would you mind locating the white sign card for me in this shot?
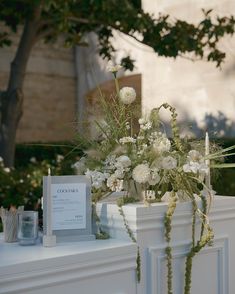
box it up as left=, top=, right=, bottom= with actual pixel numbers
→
left=43, top=175, right=95, bottom=243
left=52, top=183, right=86, bottom=230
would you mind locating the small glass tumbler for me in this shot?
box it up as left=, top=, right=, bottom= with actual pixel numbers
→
left=17, top=211, right=38, bottom=245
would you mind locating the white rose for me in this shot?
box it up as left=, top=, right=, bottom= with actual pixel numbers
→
left=161, top=156, right=177, bottom=170
left=119, top=87, right=136, bottom=104
left=132, top=164, right=151, bottom=184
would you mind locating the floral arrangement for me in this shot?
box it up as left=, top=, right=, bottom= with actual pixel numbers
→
left=74, top=65, right=235, bottom=294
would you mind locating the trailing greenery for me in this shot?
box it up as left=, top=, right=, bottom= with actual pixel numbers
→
left=164, top=193, right=177, bottom=294
left=117, top=198, right=141, bottom=282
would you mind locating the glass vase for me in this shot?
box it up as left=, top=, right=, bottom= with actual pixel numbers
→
left=0, top=206, right=24, bottom=242
left=17, top=211, right=38, bottom=245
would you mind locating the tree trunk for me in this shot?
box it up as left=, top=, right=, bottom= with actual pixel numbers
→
left=0, top=89, right=23, bottom=167
left=0, top=4, right=42, bottom=167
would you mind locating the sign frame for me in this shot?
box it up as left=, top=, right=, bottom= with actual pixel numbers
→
left=43, top=175, right=95, bottom=242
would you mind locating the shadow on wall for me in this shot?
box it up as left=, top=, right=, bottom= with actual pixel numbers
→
left=178, top=111, right=235, bottom=139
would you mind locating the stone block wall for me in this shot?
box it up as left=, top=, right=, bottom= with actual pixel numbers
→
left=0, top=28, right=77, bottom=143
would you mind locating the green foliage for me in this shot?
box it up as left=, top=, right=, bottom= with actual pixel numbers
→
left=212, top=138, right=235, bottom=196
left=0, top=143, right=80, bottom=209
left=0, top=0, right=234, bottom=69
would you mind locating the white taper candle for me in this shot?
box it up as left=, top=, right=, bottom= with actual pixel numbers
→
left=47, top=168, right=52, bottom=236
left=205, top=132, right=211, bottom=189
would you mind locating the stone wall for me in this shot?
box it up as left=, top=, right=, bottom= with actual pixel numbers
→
left=0, top=29, right=77, bottom=143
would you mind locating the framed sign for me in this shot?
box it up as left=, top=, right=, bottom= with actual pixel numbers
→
left=43, top=175, right=95, bottom=242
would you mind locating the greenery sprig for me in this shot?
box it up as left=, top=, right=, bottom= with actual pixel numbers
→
left=164, top=192, right=178, bottom=294
left=118, top=197, right=141, bottom=282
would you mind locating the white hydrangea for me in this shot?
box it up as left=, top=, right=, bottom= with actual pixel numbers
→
left=119, top=136, right=136, bottom=144
left=152, top=133, right=171, bottom=153
left=132, top=164, right=151, bottom=184
left=85, top=169, right=108, bottom=189
left=107, top=174, right=124, bottom=192
left=119, top=87, right=136, bottom=104
left=161, top=156, right=177, bottom=170
left=115, top=155, right=131, bottom=168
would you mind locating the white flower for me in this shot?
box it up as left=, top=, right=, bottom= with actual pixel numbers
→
left=132, top=164, right=151, bottom=184
left=85, top=169, right=108, bottom=189
left=125, top=122, right=130, bottom=130
left=107, top=63, right=122, bottom=73
left=119, top=136, right=136, bottom=144
left=104, top=155, right=117, bottom=169
left=161, top=156, right=177, bottom=170
left=107, top=174, right=124, bottom=192
left=30, top=157, right=37, bottom=163
left=114, top=168, right=125, bottom=178
left=56, top=154, right=64, bottom=163
left=3, top=167, right=10, bottom=173
left=138, top=118, right=152, bottom=130
left=138, top=118, right=145, bottom=125
left=188, top=150, right=202, bottom=162
left=148, top=168, right=161, bottom=185
left=183, top=150, right=208, bottom=174
left=152, top=133, right=171, bottom=153
left=0, top=157, right=3, bottom=162
left=115, top=155, right=131, bottom=168
left=74, top=157, right=87, bottom=175
left=119, top=87, right=136, bottom=104
left=183, top=162, right=208, bottom=174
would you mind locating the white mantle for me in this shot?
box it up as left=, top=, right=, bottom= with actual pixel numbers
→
left=0, top=236, right=137, bottom=294
left=97, top=195, right=235, bottom=294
